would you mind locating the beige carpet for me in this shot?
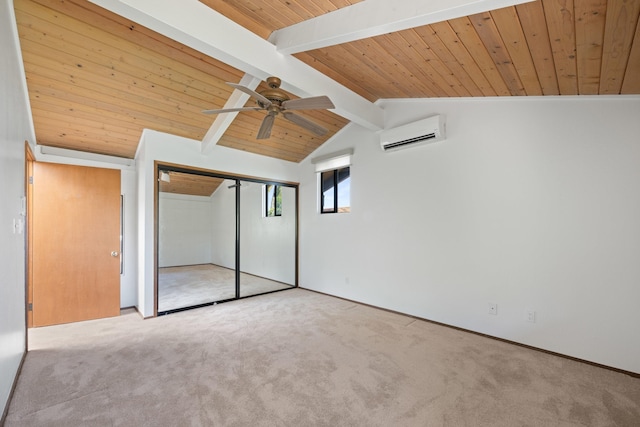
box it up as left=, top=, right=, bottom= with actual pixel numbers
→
left=6, top=289, right=640, bottom=426
left=158, top=264, right=294, bottom=312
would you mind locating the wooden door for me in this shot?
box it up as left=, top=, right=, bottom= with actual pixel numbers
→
left=32, top=162, right=121, bottom=326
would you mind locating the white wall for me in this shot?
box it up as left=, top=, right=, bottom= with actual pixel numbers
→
left=0, top=0, right=32, bottom=416
left=136, top=130, right=299, bottom=317
left=136, top=138, right=151, bottom=315
left=120, top=169, right=138, bottom=307
left=158, top=193, right=213, bottom=267
left=299, top=96, right=640, bottom=374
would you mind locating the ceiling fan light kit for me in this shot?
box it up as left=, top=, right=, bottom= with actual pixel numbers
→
left=203, top=77, right=335, bottom=139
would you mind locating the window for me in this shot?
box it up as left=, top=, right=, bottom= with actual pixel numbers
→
left=312, top=148, right=353, bottom=214
left=265, top=184, right=282, bottom=217
left=321, top=166, right=350, bottom=213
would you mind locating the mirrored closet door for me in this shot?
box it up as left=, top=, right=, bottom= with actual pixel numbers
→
left=239, top=180, right=296, bottom=298
left=157, top=167, right=297, bottom=314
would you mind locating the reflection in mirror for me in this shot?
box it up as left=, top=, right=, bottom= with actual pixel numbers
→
left=158, top=174, right=232, bottom=312
left=240, top=181, right=296, bottom=298
left=157, top=170, right=296, bottom=313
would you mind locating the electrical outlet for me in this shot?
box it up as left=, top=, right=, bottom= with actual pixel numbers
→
left=488, top=303, right=497, bottom=315
left=526, top=310, right=536, bottom=323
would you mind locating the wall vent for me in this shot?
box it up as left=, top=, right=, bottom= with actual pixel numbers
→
left=380, top=115, right=445, bottom=152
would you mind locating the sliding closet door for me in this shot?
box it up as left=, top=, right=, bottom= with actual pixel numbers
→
left=157, top=176, right=235, bottom=312
left=156, top=167, right=297, bottom=314
left=239, top=181, right=296, bottom=298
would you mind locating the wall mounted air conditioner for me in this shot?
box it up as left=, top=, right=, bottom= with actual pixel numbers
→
left=379, top=115, right=445, bottom=152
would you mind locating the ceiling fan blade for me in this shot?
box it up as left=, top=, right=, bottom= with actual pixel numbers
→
left=282, top=96, right=335, bottom=111
left=226, top=82, right=272, bottom=107
left=202, top=106, right=263, bottom=114
left=257, top=112, right=276, bottom=139
left=282, top=112, right=328, bottom=136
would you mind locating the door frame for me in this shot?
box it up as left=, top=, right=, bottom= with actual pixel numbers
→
left=153, top=161, right=299, bottom=316
left=25, top=142, right=34, bottom=333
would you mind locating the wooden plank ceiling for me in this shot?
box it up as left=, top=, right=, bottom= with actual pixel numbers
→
left=14, top=0, right=640, bottom=195
left=205, top=0, right=640, bottom=99
left=14, top=0, right=347, bottom=162
left=159, top=171, right=225, bottom=197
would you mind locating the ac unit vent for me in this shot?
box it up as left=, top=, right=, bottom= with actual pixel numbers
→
left=382, top=133, right=437, bottom=150
left=380, top=115, right=445, bottom=152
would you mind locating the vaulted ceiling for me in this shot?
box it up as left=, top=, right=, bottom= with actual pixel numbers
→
left=13, top=0, right=640, bottom=164
left=159, top=171, right=225, bottom=197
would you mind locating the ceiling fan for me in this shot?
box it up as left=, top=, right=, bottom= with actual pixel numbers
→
left=202, top=77, right=335, bottom=140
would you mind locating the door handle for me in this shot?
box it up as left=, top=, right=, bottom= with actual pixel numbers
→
left=111, top=251, right=119, bottom=257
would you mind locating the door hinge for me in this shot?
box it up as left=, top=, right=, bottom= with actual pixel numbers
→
left=28, top=176, right=33, bottom=184
left=28, top=302, right=33, bottom=311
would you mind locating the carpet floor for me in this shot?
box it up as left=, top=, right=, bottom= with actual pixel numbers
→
left=158, top=264, right=293, bottom=312
left=6, top=289, right=640, bottom=426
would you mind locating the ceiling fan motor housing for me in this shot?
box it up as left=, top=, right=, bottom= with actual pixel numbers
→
left=258, top=77, right=289, bottom=108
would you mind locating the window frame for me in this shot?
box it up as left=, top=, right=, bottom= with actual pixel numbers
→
left=320, top=166, right=350, bottom=214
left=265, top=184, right=282, bottom=217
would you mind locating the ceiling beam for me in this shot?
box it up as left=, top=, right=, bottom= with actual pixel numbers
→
left=87, top=0, right=383, bottom=131
left=201, top=74, right=260, bottom=153
left=271, top=0, right=536, bottom=54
